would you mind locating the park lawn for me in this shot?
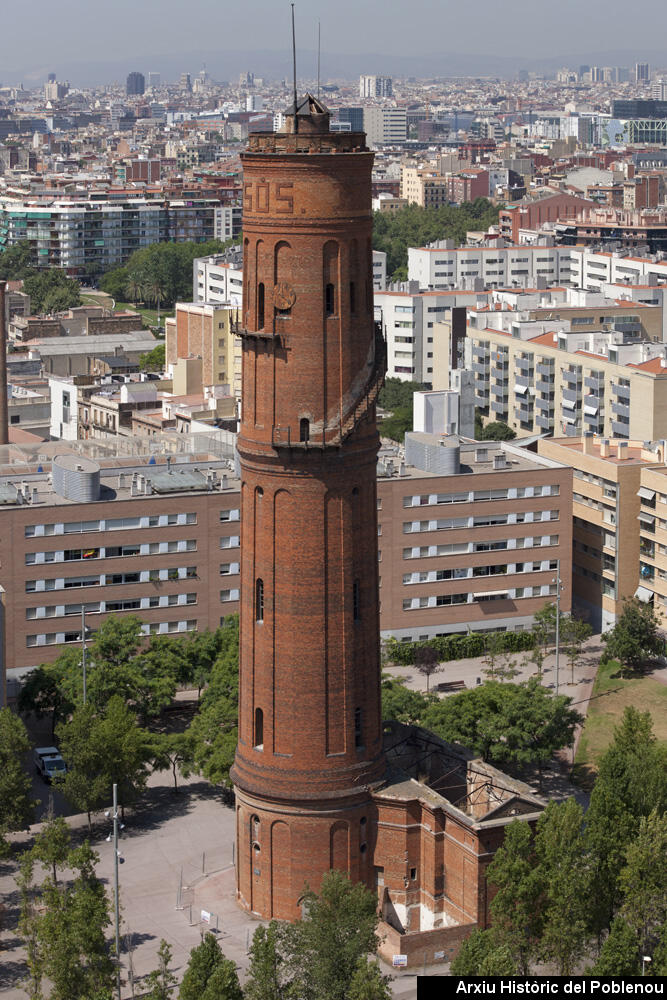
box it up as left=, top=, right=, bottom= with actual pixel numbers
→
left=575, top=658, right=667, bottom=778
left=80, top=291, right=114, bottom=310
left=113, top=301, right=171, bottom=330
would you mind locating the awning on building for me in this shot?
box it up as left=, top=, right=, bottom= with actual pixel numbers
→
left=638, top=487, right=656, bottom=501
left=638, top=513, right=656, bottom=527
left=514, top=384, right=529, bottom=395
left=584, top=403, right=599, bottom=415
left=634, top=586, right=654, bottom=603
left=473, top=590, right=510, bottom=599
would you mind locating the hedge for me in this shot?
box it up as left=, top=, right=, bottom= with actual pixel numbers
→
left=384, top=630, right=536, bottom=666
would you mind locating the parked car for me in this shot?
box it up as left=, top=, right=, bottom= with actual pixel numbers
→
left=33, top=746, right=67, bottom=783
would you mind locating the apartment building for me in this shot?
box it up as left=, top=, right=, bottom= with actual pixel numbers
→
left=377, top=435, right=572, bottom=642
left=375, top=289, right=485, bottom=382
left=363, top=107, right=407, bottom=147
left=0, top=439, right=239, bottom=693
left=408, top=244, right=574, bottom=290
left=193, top=254, right=243, bottom=306
left=537, top=435, right=658, bottom=630
left=466, top=318, right=667, bottom=441
left=165, top=302, right=242, bottom=398
left=0, top=194, right=219, bottom=274
left=359, top=75, right=392, bottom=99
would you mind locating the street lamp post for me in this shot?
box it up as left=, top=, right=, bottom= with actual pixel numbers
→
left=105, top=784, right=122, bottom=1000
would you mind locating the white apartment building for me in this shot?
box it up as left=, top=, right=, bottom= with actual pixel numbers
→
left=193, top=255, right=243, bottom=306
left=408, top=243, right=574, bottom=290
left=372, top=250, right=387, bottom=290
left=375, top=289, right=486, bottom=382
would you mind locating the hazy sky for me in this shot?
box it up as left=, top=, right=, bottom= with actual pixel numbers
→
left=5, top=0, right=667, bottom=72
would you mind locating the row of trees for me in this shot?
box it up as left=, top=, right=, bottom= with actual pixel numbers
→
left=100, top=239, right=234, bottom=310
left=453, top=707, right=667, bottom=976
left=373, top=200, right=500, bottom=280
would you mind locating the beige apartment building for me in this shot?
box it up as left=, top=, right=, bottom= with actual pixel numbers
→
left=467, top=323, right=667, bottom=441
left=537, top=434, right=661, bottom=631
left=165, top=302, right=242, bottom=398
left=377, top=435, right=572, bottom=641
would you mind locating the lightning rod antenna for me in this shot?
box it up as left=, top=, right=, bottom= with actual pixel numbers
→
left=291, top=3, right=298, bottom=133
left=317, top=19, right=321, bottom=99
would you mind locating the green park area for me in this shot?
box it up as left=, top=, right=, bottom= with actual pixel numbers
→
left=575, top=657, right=667, bottom=780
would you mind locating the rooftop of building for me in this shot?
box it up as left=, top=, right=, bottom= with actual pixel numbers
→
left=540, top=435, right=662, bottom=466
left=394, top=432, right=564, bottom=480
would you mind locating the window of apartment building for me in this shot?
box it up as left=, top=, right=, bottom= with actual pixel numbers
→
left=220, top=509, right=240, bottom=522
left=220, top=536, right=240, bottom=549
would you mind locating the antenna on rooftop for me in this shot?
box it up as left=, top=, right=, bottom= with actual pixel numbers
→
left=317, top=18, right=321, bottom=99
left=291, top=2, right=298, bottom=133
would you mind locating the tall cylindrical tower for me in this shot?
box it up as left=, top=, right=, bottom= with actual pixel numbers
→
left=230, top=97, right=386, bottom=920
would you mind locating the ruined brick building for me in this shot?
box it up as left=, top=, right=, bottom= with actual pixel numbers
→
left=230, top=96, right=545, bottom=965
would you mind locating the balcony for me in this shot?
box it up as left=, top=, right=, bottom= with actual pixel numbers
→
left=472, top=345, right=489, bottom=360
left=515, top=374, right=533, bottom=387
left=612, top=383, right=630, bottom=401
left=535, top=379, right=553, bottom=394
left=610, top=420, right=630, bottom=438
left=536, top=362, right=554, bottom=377
left=474, top=395, right=489, bottom=408
left=584, top=375, right=605, bottom=392
left=562, top=387, right=580, bottom=403
left=514, top=406, right=534, bottom=422
left=536, top=414, right=554, bottom=430
left=535, top=397, right=554, bottom=412
left=515, top=356, right=534, bottom=373
left=490, top=364, right=508, bottom=379
left=562, top=370, right=582, bottom=387
left=472, top=361, right=489, bottom=374
left=611, top=400, right=630, bottom=419
left=490, top=400, right=508, bottom=416
left=564, top=423, right=582, bottom=436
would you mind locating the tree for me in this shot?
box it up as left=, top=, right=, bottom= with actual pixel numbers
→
left=280, top=870, right=381, bottom=1000
left=450, top=929, right=515, bottom=975
left=423, top=679, right=581, bottom=770
left=58, top=696, right=151, bottom=826
left=485, top=819, right=542, bottom=973
left=603, top=598, right=663, bottom=676
left=478, top=421, right=516, bottom=441
left=0, top=707, right=35, bottom=856
left=585, top=707, right=667, bottom=937
left=381, top=676, right=433, bottom=724
left=29, top=809, right=71, bottom=885
left=591, top=918, right=641, bottom=976
left=347, top=958, right=393, bottom=1000
left=151, top=731, right=195, bottom=791
left=414, top=643, right=441, bottom=693
left=18, top=650, right=81, bottom=737
left=377, top=377, right=426, bottom=412
left=562, top=615, right=592, bottom=684
left=481, top=631, right=505, bottom=680
left=179, top=933, right=242, bottom=1000
left=144, top=939, right=178, bottom=1000
left=534, top=799, right=590, bottom=975
left=18, top=840, right=115, bottom=1000
left=140, top=343, right=166, bottom=372
left=22, top=269, right=80, bottom=313
left=379, top=405, right=412, bottom=442
left=619, top=809, right=667, bottom=959
left=244, top=922, right=285, bottom=1000
left=189, top=617, right=239, bottom=787
left=0, top=240, right=35, bottom=280
left=100, top=266, right=129, bottom=302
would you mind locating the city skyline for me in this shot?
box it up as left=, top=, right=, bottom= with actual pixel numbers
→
left=4, top=0, right=667, bottom=85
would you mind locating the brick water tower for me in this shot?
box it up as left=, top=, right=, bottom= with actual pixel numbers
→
left=230, top=95, right=387, bottom=919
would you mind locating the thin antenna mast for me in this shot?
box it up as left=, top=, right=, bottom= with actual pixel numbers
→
left=291, top=3, right=298, bottom=133
left=317, top=19, right=321, bottom=99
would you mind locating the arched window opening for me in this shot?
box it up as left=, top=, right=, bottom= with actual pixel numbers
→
left=325, top=283, right=335, bottom=316
left=353, top=579, right=361, bottom=622
left=254, top=708, right=264, bottom=750
left=257, top=282, right=265, bottom=329
left=255, top=578, right=264, bottom=623
left=300, top=418, right=310, bottom=443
